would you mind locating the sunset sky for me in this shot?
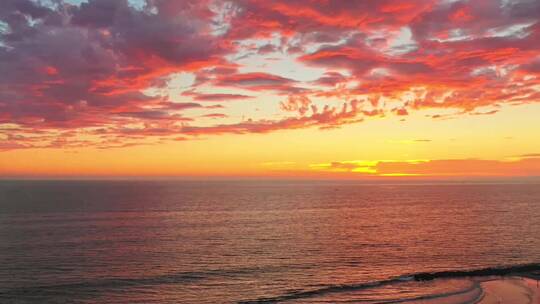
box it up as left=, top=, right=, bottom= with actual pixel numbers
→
left=1, top=0, right=540, bottom=178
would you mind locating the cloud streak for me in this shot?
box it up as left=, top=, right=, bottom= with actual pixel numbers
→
left=311, top=157, right=540, bottom=177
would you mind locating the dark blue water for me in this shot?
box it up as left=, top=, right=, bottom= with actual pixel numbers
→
left=0, top=180, right=539, bottom=303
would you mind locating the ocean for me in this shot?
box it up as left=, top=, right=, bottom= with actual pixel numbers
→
left=0, top=180, right=539, bottom=303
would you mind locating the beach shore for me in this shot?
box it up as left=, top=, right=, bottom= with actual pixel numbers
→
left=478, top=277, right=540, bottom=303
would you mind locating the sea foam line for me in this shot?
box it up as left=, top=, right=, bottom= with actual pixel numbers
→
left=238, top=262, right=540, bottom=303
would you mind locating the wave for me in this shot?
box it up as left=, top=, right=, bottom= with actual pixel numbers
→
left=0, top=272, right=204, bottom=299
left=238, top=277, right=408, bottom=303
left=412, top=262, right=540, bottom=281
left=1, top=263, right=538, bottom=302
left=238, top=263, right=540, bottom=303
left=0, top=263, right=315, bottom=299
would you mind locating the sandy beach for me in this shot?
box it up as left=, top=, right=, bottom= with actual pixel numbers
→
left=478, top=277, right=540, bottom=304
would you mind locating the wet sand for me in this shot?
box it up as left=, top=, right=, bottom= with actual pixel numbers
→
left=478, top=277, right=540, bottom=304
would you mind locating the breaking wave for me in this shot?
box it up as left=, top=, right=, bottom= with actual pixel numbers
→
left=238, top=263, right=540, bottom=303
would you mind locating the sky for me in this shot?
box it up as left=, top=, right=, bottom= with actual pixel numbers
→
left=1, top=0, right=540, bottom=179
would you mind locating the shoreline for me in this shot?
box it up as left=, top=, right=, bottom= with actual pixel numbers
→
left=393, top=276, right=540, bottom=303
left=477, top=276, right=540, bottom=303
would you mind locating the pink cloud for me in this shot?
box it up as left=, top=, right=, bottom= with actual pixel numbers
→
left=213, top=72, right=301, bottom=93
left=182, top=91, right=254, bottom=101
left=201, top=113, right=228, bottom=119
left=1, top=0, right=540, bottom=150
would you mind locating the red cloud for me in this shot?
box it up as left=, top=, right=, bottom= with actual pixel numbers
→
left=311, top=72, right=348, bottom=87
left=224, top=1, right=435, bottom=39
left=201, top=113, right=228, bottom=119
left=181, top=91, right=254, bottom=101
left=213, top=72, right=300, bottom=92
left=1, top=0, right=540, bottom=150
left=182, top=99, right=363, bottom=135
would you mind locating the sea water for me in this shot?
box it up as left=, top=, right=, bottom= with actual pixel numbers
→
left=0, top=180, right=539, bottom=303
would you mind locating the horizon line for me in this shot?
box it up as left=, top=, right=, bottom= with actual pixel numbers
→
left=2, top=175, right=540, bottom=183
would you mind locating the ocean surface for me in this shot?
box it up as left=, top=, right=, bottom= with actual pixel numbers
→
left=0, top=180, right=539, bottom=303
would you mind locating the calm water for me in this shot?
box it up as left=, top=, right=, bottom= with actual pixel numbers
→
left=0, top=180, right=539, bottom=303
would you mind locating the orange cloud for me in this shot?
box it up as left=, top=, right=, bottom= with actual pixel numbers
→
left=1, top=0, right=540, bottom=153
left=311, top=157, right=540, bottom=177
